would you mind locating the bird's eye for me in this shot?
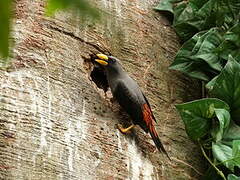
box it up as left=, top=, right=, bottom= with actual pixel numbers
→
left=108, top=56, right=117, bottom=63
left=109, top=58, right=116, bottom=63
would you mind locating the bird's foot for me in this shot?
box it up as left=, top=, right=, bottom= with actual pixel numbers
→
left=117, top=124, right=134, bottom=134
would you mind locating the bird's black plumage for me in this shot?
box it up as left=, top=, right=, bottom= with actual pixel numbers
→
left=113, top=81, right=148, bottom=132
left=95, top=55, right=170, bottom=159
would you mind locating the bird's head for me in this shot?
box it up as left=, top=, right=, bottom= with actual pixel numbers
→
left=95, top=54, right=120, bottom=68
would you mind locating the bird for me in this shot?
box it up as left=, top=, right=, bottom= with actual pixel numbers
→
left=95, top=53, right=170, bottom=160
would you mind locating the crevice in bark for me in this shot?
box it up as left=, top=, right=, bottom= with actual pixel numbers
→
left=47, top=24, right=110, bottom=54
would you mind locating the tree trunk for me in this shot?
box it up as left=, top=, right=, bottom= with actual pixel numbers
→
left=0, top=0, right=205, bottom=179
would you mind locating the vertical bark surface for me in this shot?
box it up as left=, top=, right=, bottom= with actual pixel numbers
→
left=0, top=0, right=205, bottom=179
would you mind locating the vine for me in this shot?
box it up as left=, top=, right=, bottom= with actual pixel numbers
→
left=156, top=0, right=240, bottom=179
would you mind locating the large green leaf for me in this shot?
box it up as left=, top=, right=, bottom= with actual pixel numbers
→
left=232, top=140, right=240, bottom=167
left=169, top=29, right=223, bottom=81
left=156, top=0, right=240, bottom=41
left=170, top=24, right=240, bottom=82
left=218, top=24, right=240, bottom=62
left=0, top=0, right=12, bottom=58
left=209, top=56, right=240, bottom=124
left=173, top=0, right=215, bottom=41
left=212, top=142, right=234, bottom=170
left=212, top=140, right=240, bottom=172
left=211, top=108, right=230, bottom=142
left=154, top=0, right=183, bottom=14
left=223, top=122, right=240, bottom=144
left=46, top=0, right=100, bottom=19
left=175, top=98, right=229, bottom=140
left=211, top=121, right=240, bottom=173
left=157, top=0, right=240, bottom=41
left=221, top=123, right=240, bottom=173
left=215, top=0, right=240, bottom=28
left=228, top=174, right=240, bottom=180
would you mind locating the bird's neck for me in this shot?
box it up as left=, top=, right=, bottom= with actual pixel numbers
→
left=106, top=65, right=125, bottom=78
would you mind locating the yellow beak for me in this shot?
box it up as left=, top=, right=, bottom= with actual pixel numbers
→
left=96, top=54, right=108, bottom=60
left=95, top=53, right=109, bottom=66
left=95, top=59, right=108, bottom=66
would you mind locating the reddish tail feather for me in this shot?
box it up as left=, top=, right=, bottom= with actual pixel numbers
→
left=149, top=124, right=171, bottom=160
left=142, top=104, right=171, bottom=160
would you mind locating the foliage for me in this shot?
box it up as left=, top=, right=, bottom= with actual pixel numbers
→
left=228, top=174, right=240, bottom=180
left=45, top=0, right=100, bottom=19
left=207, top=56, right=240, bottom=124
left=0, top=0, right=12, bottom=59
left=156, top=0, right=240, bottom=179
left=169, top=24, right=240, bottom=81
left=176, top=98, right=229, bottom=140
left=169, top=28, right=223, bottom=81
left=0, top=0, right=100, bottom=61
left=155, top=0, right=240, bottom=41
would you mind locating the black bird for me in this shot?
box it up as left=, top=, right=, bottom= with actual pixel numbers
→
left=95, top=54, right=170, bottom=159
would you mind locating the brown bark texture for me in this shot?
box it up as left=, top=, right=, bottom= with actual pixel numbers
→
left=0, top=0, right=205, bottom=179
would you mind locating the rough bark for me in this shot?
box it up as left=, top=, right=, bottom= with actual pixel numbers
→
left=0, top=0, right=205, bottom=179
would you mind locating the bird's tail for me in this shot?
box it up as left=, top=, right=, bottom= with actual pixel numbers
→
left=149, top=124, right=171, bottom=160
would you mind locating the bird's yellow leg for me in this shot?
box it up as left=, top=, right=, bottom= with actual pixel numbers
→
left=117, top=124, right=135, bottom=134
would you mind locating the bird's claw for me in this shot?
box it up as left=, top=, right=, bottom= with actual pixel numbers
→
left=117, top=124, right=134, bottom=134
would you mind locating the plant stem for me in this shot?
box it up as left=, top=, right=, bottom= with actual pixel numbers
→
left=201, top=81, right=206, bottom=98
left=198, top=142, right=226, bottom=180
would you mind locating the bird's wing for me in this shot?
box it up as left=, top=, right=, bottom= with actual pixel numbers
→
left=113, top=81, right=169, bottom=159
left=142, top=92, right=157, bottom=123
left=142, top=98, right=170, bottom=159
left=113, top=80, right=157, bottom=132
left=113, top=81, right=144, bottom=125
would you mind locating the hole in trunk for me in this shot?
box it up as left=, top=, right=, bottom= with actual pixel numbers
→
left=90, top=54, right=109, bottom=92
left=82, top=53, right=109, bottom=93
left=90, top=66, right=109, bottom=92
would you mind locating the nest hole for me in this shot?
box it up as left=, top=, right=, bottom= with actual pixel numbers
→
left=88, top=54, right=109, bottom=92
left=90, top=66, right=109, bottom=92
left=82, top=53, right=110, bottom=92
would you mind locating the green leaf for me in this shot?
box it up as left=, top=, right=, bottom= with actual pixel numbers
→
left=154, top=0, right=183, bottom=14
left=173, top=0, right=215, bottom=41
left=211, top=108, right=230, bottom=142
left=169, top=28, right=223, bottom=81
left=228, top=174, right=240, bottom=180
left=232, top=140, right=240, bottom=166
left=0, top=0, right=12, bottom=58
left=170, top=0, right=240, bottom=41
left=206, top=75, right=219, bottom=90
left=218, top=23, right=240, bottom=62
left=175, top=98, right=229, bottom=140
left=214, top=0, right=240, bottom=28
left=46, top=0, right=100, bottom=19
left=209, top=56, right=240, bottom=124
left=212, top=139, right=240, bottom=172
left=212, top=142, right=233, bottom=170
left=223, top=122, right=240, bottom=143
left=170, top=24, right=240, bottom=82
